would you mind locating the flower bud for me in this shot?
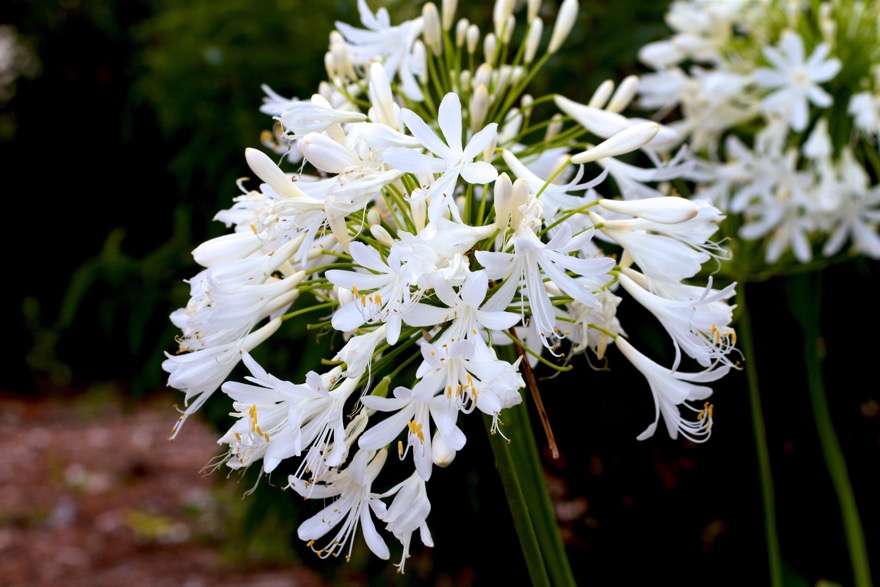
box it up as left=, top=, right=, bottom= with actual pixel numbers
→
left=423, top=2, right=442, bottom=55
left=456, top=18, right=469, bottom=48
left=493, top=171, right=513, bottom=230
left=524, top=18, right=543, bottom=64
left=473, top=62, right=492, bottom=89
left=483, top=32, right=498, bottom=62
left=245, top=147, right=307, bottom=199
left=412, top=40, right=428, bottom=85
left=598, top=196, right=699, bottom=224
left=300, top=132, right=357, bottom=174
left=368, top=62, right=399, bottom=129
left=502, top=15, right=515, bottom=44
left=431, top=429, right=456, bottom=467
left=470, top=84, right=490, bottom=133
left=442, top=0, right=457, bottom=30
left=459, top=68, right=471, bottom=92
left=587, top=79, right=614, bottom=108
left=606, top=75, right=639, bottom=113
left=548, top=0, right=578, bottom=54
left=570, top=122, right=659, bottom=164
left=466, top=24, right=480, bottom=54
left=545, top=113, right=563, bottom=142
left=370, top=224, right=395, bottom=248
left=528, top=0, right=542, bottom=22
left=493, top=0, right=515, bottom=39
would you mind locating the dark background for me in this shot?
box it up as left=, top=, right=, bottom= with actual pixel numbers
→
left=3, top=1, right=877, bottom=585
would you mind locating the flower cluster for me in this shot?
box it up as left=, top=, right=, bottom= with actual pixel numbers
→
left=636, top=0, right=880, bottom=268
left=163, top=0, right=737, bottom=571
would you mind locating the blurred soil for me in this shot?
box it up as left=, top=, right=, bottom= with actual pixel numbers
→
left=0, top=386, right=330, bottom=587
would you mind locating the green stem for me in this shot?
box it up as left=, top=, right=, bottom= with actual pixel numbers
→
left=787, top=272, right=874, bottom=587
left=738, top=286, right=785, bottom=587
left=484, top=347, right=577, bottom=587
left=483, top=412, right=551, bottom=587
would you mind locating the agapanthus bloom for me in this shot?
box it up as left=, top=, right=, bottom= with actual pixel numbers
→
left=164, top=0, right=738, bottom=571
left=636, top=0, right=880, bottom=268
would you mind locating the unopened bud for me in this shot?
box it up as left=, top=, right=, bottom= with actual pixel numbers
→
left=493, top=0, right=515, bottom=39
left=545, top=113, right=563, bottom=141
left=483, top=32, right=498, bottom=62
left=245, top=148, right=306, bottom=199
left=502, top=15, right=515, bottom=44
left=337, top=286, right=354, bottom=307
left=423, top=3, right=443, bottom=55
left=606, top=75, right=639, bottom=113
left=493, top=172, right=513, bottom=229
left=367, top=208, right=382, bottom=226
left=528, top=0, right=542, bottom=22
left=474, top=62, right=492, bottom=89
left=524, top=18, right=543, bottom=64
left=370, top=224, right=395, bottom=247
left=470, top=84, right=490, bottom=133
left=598, top=196, right=699, bottom=224
left=588, top=79, right=614, bottom=109
left=432, top=429, right=457, bottom=467
left=456, top=18, right=469, bottom=48
left=413, top=40, right=428, bottom=84
left=442, top=0, right=457, bottom=31
left=466, top=24, right=480, bottom=54
left=548, top=0, right=578, bottom=54
left=510, top=177, right=530, bottom=228
left=570, top=122, right=659, bottom=164
left=459, top=69, right=471, bottom=92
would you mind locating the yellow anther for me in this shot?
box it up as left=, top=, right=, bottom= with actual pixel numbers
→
left=375, top=292, right=382, bottom=306
left=731, top=330, right=737, bottom=345
left=234, top=431, right=242, bottom=442
left=360, top=294, right=367, bottom=306
left=249, top=404, right=258, bottom=431
left=407, top=420, right=425, bottom=443
left=398, top=440, right=404, bottom=457
left=446, top=385, right=452, bottom=398
left=352, top=285, right=359, bottom=297
left=250, top=224, right=258, bottom=235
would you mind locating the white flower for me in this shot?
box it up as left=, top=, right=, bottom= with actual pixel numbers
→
left=617, top=269, right=736, bottom=369
left=334, top=325, right=388, bottom=379
left=848, top=91, right=880, bottom=137
left=753, top=31, right=841, bottom=132
left=222, top=358, right=357, bottom=479
left=335, top=0, right=425, bottom=100
left=380, top=471, right=434, bottom=574
left=384, top=92, right=499, bottom=222
left=359, top=381, right=465, bottom=481
left=615, top=336, right=729, bottom=442
left=403, top=269, right=520, bottom=343
left=478, top=223, right=615, bottom=351
left=327, top=243, right=414, bottom=345
left=163, top=317, right=282, bottom=439
left=291, top=448, right=390, bottom=561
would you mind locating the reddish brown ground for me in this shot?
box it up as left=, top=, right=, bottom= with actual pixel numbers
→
left=0, top=387, right=331, bottom=587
